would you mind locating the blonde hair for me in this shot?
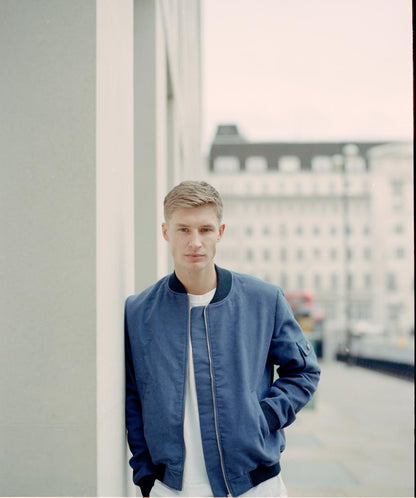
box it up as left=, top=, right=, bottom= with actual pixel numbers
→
left=164, top=181, right=223, bottom=222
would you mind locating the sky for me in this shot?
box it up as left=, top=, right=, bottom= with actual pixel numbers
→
left=201, top=0, right=413, bottom=154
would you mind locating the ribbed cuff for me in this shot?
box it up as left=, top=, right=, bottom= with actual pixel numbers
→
left=138, top=474, right=156, bottom=497
left=260, top=401, right=281, bottom=432
left=249, top=462, right=281, bottom=487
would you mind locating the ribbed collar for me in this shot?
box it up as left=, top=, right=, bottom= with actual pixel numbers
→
left=168, top=265, right=232, bottom=303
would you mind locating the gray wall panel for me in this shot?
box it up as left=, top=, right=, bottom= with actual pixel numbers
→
left=0, top=1, right=97, bottom=495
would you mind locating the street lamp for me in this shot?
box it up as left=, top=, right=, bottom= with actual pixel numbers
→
left=333, top=144, right=359, bottom=362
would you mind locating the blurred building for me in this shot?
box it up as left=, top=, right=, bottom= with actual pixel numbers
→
left=205, top=125, right=413, bottom=347
left=0, top=1, right=201, bottom=496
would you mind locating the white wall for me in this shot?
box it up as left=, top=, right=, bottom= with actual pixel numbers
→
left=134, top=0, right=169, bottom=290
left=134, top=0, right=202, bottom=292
left=0, top=0, right=201, bottom=496
left=96, top=1, right=135, bottom=496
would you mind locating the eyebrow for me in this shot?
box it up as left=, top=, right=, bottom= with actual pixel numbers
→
left=174, top=223, right=216, bottom=229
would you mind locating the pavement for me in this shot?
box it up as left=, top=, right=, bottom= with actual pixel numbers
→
left=280, top=360, right=414, bottom=497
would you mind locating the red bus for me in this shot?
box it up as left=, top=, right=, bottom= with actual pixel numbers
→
left=285, top=291, right=324, bottom=358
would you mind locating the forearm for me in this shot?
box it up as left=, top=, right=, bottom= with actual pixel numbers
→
left=125, top=315, right=157, bottom=490
left=261, top=290, right=321, bottom=431
left=260, top=368, right=320, bottom=431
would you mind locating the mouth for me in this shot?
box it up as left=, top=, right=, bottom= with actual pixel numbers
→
left=185, top=254, right=205, bottom=258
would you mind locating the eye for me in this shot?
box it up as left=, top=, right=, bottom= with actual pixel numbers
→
left=179, top=227, right=188, bottom=233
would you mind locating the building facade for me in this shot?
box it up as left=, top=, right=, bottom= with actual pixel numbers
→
left=205, top=125, right=413, bottom=353
left=0, top=1, right=201, bottom=496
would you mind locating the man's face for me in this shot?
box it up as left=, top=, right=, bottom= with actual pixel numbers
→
left=162, top=205, right=225, bottom=276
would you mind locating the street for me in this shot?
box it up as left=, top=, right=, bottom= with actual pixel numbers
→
left=281, top=360, right=414, bottom=497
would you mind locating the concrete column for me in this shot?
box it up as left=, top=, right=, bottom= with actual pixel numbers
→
left=0, top=1, right=135, bottom=495
left=0, top=1, right=97, bottom=495
left=134, top=0, right=170, bottom=291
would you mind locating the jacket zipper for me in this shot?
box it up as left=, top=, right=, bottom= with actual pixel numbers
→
left=180, top=305, right=192, bottom=485
left=203, top=307, right=232, bottom=497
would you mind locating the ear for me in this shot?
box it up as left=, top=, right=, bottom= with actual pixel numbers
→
left=217, top=223, right=225, bottom=241
left=162, top=222, right=169, bottom=242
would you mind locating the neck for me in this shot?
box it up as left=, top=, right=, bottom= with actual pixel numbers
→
left=175, top=264, right=217, bottom=295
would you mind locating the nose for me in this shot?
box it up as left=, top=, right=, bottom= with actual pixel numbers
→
left=188, top=230, right=202, bottom=249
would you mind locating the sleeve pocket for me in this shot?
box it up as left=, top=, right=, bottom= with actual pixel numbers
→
left=296, top=338, right=313, bottom=357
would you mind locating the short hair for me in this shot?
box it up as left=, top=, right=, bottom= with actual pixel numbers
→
left=164, top=181, right=223, bottom=222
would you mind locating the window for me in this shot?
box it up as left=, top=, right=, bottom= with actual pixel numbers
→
left=296, top=225, right=303, bottom=236
left=311, top=155, right=332, bottom=172
left=351, top=302, right=371, bottom=320
left=214, top=156, right=239, bottom=173
left=297, top=274, right=305, bottom=289
left=313, top=248, right=321, bottom=260
left=393, top=200, right=404, bottom=212
left=313, top=274, right=321, bottom=291
left=386, top=273, right=396, bottom=291
left=263, top=249, right=271, bottom=261
left=396, top=247, right=405, bottom=259
left=280, top=248, right=287, bottom=262
left=278, top=156, right=301, bottom=173
left=347, top=273, right=353, bottom=290
left=391, top=180, right=404, bottom=211
left=246, top=156, right=268, bottom=172
left=246, top=249, right=254, bottom=261
left=391, top=180, right=403, bottom=196
left=345, top=155, right=365, bottom=172
left=330, top=248, right=337, bottom=260
left=364, top=274, right=372, bottom=290
left=280, top=273, right=288, bottom=290
left=326, top=302, right=337, bottom=320
left=363, top=247, right=372, bottom=260
left=388, top=304, right=401, bottom=321
left=245, top=201, right=257, bottom=214
left=313, top=225, right=320, bottom=236
left=279, top=224, right=287, bottom=236
left=331, top=274, right=338, bottom=290
left=296, top=249, right=304, bottom=261
left=246, top=226, right=253, bottom=236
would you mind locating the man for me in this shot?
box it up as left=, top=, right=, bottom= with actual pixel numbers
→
left=125, top=181, right=320, bottom=497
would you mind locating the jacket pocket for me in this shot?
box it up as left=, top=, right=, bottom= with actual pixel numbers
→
left=296, top=338, right=313, bottom=357
left=250, top=392, right=270, bottom=440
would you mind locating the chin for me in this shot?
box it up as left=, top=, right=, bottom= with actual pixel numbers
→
left=183, top=260, right=208, bottom=271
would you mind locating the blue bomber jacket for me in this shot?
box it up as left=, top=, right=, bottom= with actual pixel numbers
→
left=125, top=266, right=320, bottom=497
